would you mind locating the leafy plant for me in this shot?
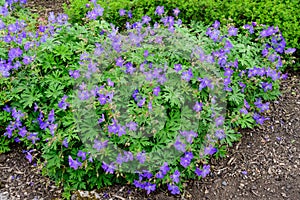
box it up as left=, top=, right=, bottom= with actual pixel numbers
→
left=0, top=0, right=296, bottom=199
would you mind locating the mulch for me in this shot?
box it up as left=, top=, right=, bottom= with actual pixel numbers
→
left=0, top=1, right=299, bottom=199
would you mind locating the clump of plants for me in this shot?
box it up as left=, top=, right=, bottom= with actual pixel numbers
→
left=0, top=0, right=296, bottom=198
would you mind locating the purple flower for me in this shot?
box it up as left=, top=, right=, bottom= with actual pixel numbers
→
left=18, top=126, right=27, bottom=137
left=261, top=82, right=272, bottom=92
left=174, top=64, right=182, bottom=72
left=171, top=170, right=180, bottom=183
left=144, top=182, right=156, bottom=194
left=0, top=19, right=5, bottom=30
left=180, top=156, right=191, bottom=168
left=215, top=129, right=226, bottom=140
left=119, top=9, right=126, bottom=16
left=184, top=151, right=194, bottom=160
left=215, top=116, right=225, bottom=127
left=137, top=98, right=146, bottom=107
left=102, top=162, right=115, bottom=174
left=140, top=170, right=153, bottom=179
left=125, top=62, right=136, bottom=74
left=58, top=95, right=69, bottom=110
left=244, top=99, right=250, bottom=109
left=8, top=47, right=23, bottom=61
left=160, top=162, right=170, bottom=175
left=14, top=137, right=20, bottom=143
left=148, top=101, right=152, bottom=111
left=142, top=15, right=151, bottom=24
left=155, top=171, right=165, bottom=179
left=77, top=150, right=87, bottom=161
left=69, top=70, right=80, bottom=79
left=281, top=73, right=288, bottom=80
left=27, top=132, right=40, bottom=144
left=174, top=138, right=186, bottom=152
left=97, top=113, right=105, bottom=124
left=155, top=6, right=164, bottom=15
left=253, top=112, right=269, bottom=125
left=173, top=8, right=180, bottom=17
left=136, top=151, right=146, bottom=164
left=153, top=86, right=160, bottom=96
left=180, top=130, right=198, bottom=143
left=198, top=77, right=213, bottom=90
left=168, top=184, right=180, bottom=195
left=228, top=27, right=238, bottom=36
left=68, top=156, right=82, bottom=170
left=48, top=123, right=57, bottom=136
left=93, top=139, right=108, bottom=151
left=22, top=56, right=33, bottom=65
left=107, top=78, right=114, bottom=87
left=212, top=20, right=220, bottom=29
left=3, top=105, right=11, bottom=112
left=23, top=150, right=34, bottom=163
left=240, top=108, right=248, bottom=114
left=63, top=138, right=68, bottom=148
left=285, top=48, right=296, bottom=54
left=133, top=180, right=144, bottom=188
left=78, top=90, right=90, bottom=100
left=127, top=11, right=132, bottom=18
left=118, top=125, right=127, bottom=137
left=126, top=121, right=137, bottom=131
left=195, top=164, right=210, bottom=178
left=181, top=68, right=193, bottom=82
left=193, top=102, right=203, bottom=112
left=12, top=108, right=24, bottom=121
left=204, top=145, right=217, bottom=155
left=225, top=40, right=233, bottom=50
left=115, top=57, right=124, bottom=67
left=243, top=24, right=254, bottom=34
left=47, top=109, right=55, bottom=123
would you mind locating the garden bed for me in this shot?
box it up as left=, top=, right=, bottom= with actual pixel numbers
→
left=0, top=0, right=299, bottom=199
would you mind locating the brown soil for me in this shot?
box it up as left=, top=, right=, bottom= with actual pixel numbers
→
left=0, top=1, right=299, bottom=199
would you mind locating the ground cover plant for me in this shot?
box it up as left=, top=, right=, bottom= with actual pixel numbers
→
left=0, top=0, right=297, bottom=199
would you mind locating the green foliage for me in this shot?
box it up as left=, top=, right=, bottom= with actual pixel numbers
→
left=0, top=1, right=297, bottom=198
left=63, top=0, right=90, bottom=24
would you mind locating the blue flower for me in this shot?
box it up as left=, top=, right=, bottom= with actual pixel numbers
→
left=68, top=156, right=82, bottom=170
left=153, top=86, right=160, bottom=96
left=193, top=102, right=203, bottom=112
left=168, top=184, right=180, bottom=195
left=204, top=145, right=217, bottom=155
left=119, top=9, right=126, bottom=16
left=195, top=164, right=210, bottom=178
left=102, top=162, right=115, bottom=174
left=171, top=170, right=180, bottom=183
left=228, top=27, right=238, bottom=36
left=136, top=151, right=146, bottom=164
left=173, top=8, right=180, bottom=17
left=27, top=132, right=40, bottom=144
left=62, top=138, right=68, bottom=148
left=155, top=6, right=164, bottom=15
left=174, top=138, right=186, bottom=152
left=77, top=150, right=87, bottom=161
left=93, top=139, right=108, bottom=151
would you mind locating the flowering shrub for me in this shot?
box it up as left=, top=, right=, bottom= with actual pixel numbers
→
left=0, top=0, right=296, bottom=198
